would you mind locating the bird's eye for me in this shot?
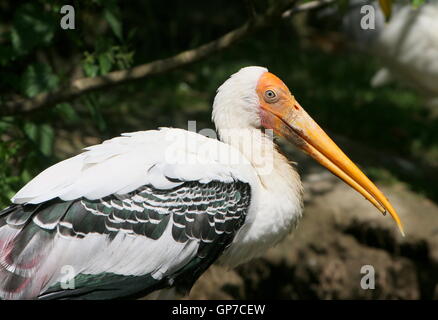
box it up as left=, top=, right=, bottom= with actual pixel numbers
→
left=264, top=89, right=278, bottom=103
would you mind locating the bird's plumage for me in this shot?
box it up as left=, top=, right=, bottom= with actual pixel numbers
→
left=1, top=180, right=251, bottom=299
left=0, top=128, right=261, bottom=299
left=0, top=66, right=401, bottom=299
left=0, top=120, right=303, bottom=299
left=11, top=129, right=254, bottom=203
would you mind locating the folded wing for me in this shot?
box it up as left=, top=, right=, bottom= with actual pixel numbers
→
left=0, top=128, right=254, bottom=299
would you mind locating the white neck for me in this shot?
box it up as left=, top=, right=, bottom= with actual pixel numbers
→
left=211, top=66, right=304, bottom=267
left=217, top=127, right=304, bottom=267
left=217, top=127, right=298, bottom=192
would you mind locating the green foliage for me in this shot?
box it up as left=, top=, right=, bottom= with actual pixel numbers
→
left=23, top=122, right=55, bottom=157
left=104, top=3, right=123, bottom=41
left=82, top=42, right=134, bottom=77
left=0, top=118, right=56, bottom=204
left=411, top=0, right=426, bottom=8
left=21, top=63, right=59, bottom=98
left=54, top=103, right=80, bottom=124
left=10, top=3, right=56, bottom=56
left=0, top=0, right=132, bottom=207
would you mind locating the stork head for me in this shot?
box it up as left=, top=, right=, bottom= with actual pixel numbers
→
left=213, top=66, right=404, bottom=235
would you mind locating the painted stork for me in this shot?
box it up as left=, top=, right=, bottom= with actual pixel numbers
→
left=0, top=66, right=404, bottom=299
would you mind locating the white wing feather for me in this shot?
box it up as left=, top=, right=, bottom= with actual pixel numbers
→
left=12, top=128, right=256, bottom=204
left=1, top=128, right=257, bottom=299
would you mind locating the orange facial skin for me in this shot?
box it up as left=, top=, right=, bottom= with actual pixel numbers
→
left=256, top=72, right=404, bottom=236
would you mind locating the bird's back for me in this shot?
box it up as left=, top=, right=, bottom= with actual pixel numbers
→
left=0, top=128, right=256, bottom=299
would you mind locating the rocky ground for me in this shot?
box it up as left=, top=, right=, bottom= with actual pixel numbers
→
left=188, top=138, right=438, bottom=300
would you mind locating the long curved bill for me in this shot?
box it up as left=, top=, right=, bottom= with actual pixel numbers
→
left=266, top=100, right=405, bottom=236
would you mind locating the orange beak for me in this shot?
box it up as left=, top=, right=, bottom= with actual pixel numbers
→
left=258, top=73, right=404, bottom=236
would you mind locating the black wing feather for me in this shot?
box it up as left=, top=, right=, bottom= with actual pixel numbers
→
left=0, top=180, right=251, bottom=299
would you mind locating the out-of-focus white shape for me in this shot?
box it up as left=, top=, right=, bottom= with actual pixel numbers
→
left=343, top=1, right=438, bottom=107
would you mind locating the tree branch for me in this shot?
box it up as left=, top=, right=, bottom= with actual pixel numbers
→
left=282, top=0, right=334, bottom=17
left=1, top=0, right=334, bottom=116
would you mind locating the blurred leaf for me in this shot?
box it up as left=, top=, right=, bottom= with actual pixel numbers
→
left=20, top=168, right=32, bottom=185
left=98, top=52, right=113, bottom=75
left=11, top=3, right=56, bottom=55
left=412, top=0, right=426, bottom=8
left=0, top=118, right=14, bottom=132
left=104, top=6, right=123, bottom=41
left=82, top=41, right=133, bottom=76
left=84, top=95, right=107, bottom=131
left=23, top=122, right=37, bottom=143
left=114, top=47, right=134, bottom=69
left=82, top=52, right=99, bottom=77
left=38, top=124, right=55, bottom=157
left=20, top=63, right=59, bottom=98
left=83, top=63, right=99, bottom=77
left=23, top=122, right=55, bottom=157
left=54, top=103, right=80, bottom=123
